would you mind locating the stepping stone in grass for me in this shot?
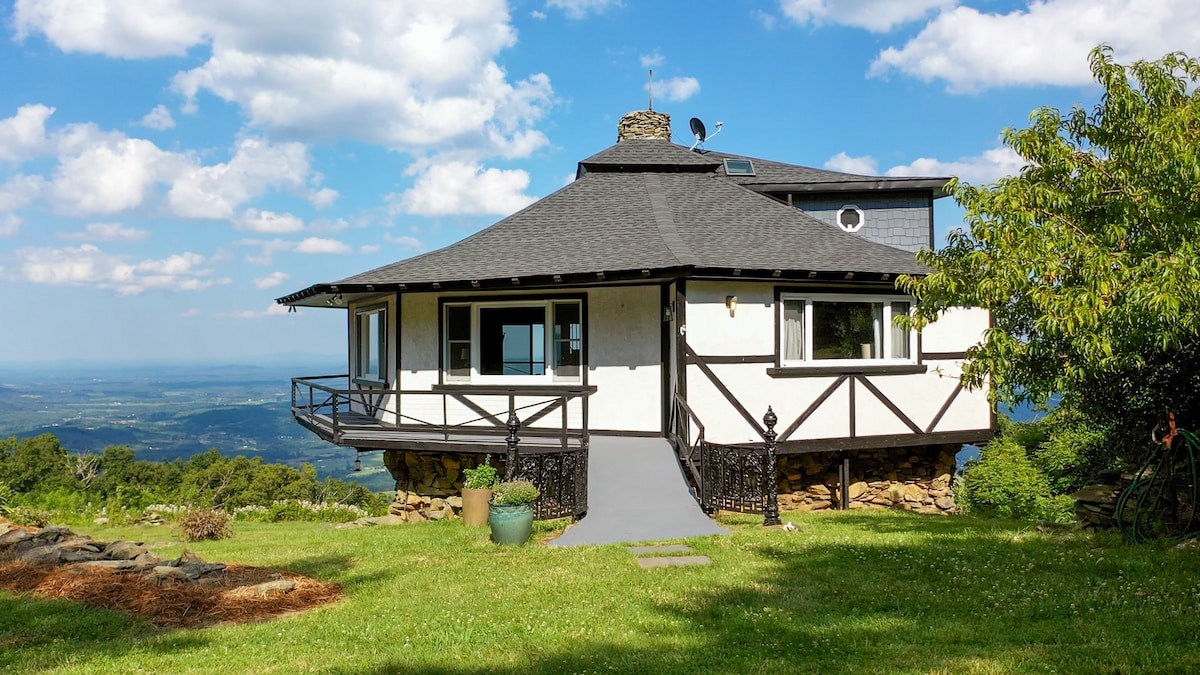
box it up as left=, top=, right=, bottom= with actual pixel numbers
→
left=627, top=545, right=693, bottom=555
left=637, top=556, right=711, bottom=568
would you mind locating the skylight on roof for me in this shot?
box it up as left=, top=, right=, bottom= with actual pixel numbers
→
left=723, top=158, right=756, bottom=176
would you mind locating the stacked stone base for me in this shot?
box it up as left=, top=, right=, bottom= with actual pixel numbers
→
left=776, top=444, right=960, bottom=514
left=387, top=490, right=464, bottom=523
left=383, top=450, right=499, bottom=498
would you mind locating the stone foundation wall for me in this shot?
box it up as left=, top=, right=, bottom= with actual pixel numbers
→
left=382, top=450, right=503, bottom=498
left=382, top=444, right=961, bottom=514
left=776, top=444, right=960, bottom=514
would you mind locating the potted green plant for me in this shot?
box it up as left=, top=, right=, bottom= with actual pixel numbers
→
left=488, top=480, right=539, bottom=545
left=460, top=456, right=499, bottom=526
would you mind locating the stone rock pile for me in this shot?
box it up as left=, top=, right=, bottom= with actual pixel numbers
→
left=386, top=490, right=463, bottom=523
left=778, top=473, right=958, bottom=514
left=0, top=525, right=226, bottom=582
left=616, top=109, right=672, bottom=141
left=1071, top=472, right=1129, bottom=529
left=384, top=450, right=493, bottom=497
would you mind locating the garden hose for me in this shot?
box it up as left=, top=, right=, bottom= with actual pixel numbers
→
left=1115, top=415, right=1200, bottom=544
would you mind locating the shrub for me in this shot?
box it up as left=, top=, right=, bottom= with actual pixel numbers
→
left=0, top=480, right=13, bottom=516
left=491, top=480, right=539, bottom=505
left=462, top=456, right=500, bottom=490
left=179, top=508, right=233, bottom=541
left=958, top=439, right=1072, bottom=523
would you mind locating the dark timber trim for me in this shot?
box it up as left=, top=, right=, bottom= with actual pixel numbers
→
left=767, top=364, right=926, bottom=377
left=856, top=375, right=922, bottom=434
left=778, top=375, right=849, bottom=441
left=777, top=429, right=994, bottom=454
left=660, top=282, right=672, bottom=435
left=922, top=351, right=967, bottom=360
left=686, top=345, right=766, bottom=440
left=848, top=376, right=856, bottom=437
left=926, top=382, right=964, bottom=433
left=688, top=354, right=775, bottom=365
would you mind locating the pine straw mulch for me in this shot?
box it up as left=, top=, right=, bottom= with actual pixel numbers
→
left=0, top=557, right=343, bottom=629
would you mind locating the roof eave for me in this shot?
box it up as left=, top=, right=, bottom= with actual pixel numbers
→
left=745, top=177, right=951, bottom=197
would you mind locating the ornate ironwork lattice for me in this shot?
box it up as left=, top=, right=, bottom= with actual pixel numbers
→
left=699, top=441, right=772, bottom=515
left=511, top=444, right=589, bottom=520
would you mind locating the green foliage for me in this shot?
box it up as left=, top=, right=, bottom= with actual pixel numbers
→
left=0, top=434, right=79, bottom=494
left=899, top=46, right=1200, bottom=457
left=0, top=481, right=13, bottom=516
left=179, top=508, right=234, bottom=541
left=958, top=439, right=1073, bottom=523
left=462, top=456, right=500, bottom=490
left=491, top=480, right=539, bottom=505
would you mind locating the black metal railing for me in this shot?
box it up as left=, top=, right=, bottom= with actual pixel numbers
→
left=291, top=375, right=591, bottom=519
left=669, top=393, right=780, bottom=526
left=290, top=375, right=591, bottom=451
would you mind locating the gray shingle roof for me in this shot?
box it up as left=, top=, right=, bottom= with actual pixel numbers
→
left=279, top=139, right=935, bottom=303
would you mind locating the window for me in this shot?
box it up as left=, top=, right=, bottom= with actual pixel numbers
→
left=723, top=158, right=756, bottom=176
left=779, top=293, right=913, bottom=366
left=837, top=205, right=865, bottom=233
left=354, top=305, right=387, bottom=383
left=443, top=299, right=584, bottom=383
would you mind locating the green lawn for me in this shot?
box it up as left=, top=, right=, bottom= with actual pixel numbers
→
left=3, top=511, right=1199, bottom=674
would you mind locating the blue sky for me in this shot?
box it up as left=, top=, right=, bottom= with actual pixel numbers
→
left=1, top=0, right=1196, bottom=363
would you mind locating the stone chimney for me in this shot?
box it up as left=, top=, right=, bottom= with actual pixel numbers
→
left=617, top=110, right=672, bottom=142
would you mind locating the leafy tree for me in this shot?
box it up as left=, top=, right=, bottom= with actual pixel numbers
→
left=0, top=434, right=78, bottom=493
left=900, top=46, right=1200, bottom=455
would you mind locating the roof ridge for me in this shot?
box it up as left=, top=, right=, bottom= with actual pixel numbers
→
left=644, top=173, right=700, bottom=267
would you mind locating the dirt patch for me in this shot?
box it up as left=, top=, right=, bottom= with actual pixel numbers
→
left=0, top=559, right=343, bottom=628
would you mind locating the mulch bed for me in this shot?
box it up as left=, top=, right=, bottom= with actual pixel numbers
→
left=0, top=524, right=343, bottom=628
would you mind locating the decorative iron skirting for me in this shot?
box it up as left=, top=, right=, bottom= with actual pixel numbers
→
left=512, top=444, right=589, bottom=520
left=699, top=440, right=773, bottom=515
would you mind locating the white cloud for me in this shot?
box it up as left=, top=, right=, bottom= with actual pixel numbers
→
left=294, top=237, right=351, bottom=254
left=14, top=0, right=210, bottom=58
left=870, top=0, right=1200, bottom=92
left=0, top=104, right=55, bottom=163
left=139, top=104, right=175, bottom=130
left=225, top=303, right=291, bottom=319
left=237, top=209, right=306, bottom=233
left=57, top=222, right=151, bottom=242
left=253, top=271, right=290, bottom=289
left=650, top=76, right=700, bottom=103
left=50, top=136, right=187, bottom=215
left=640, top=51, right=664, bottom=68
left=885, top=146, right=1024, bottom=184
left=0, top=214, right=20, bottom=237
left=779, top=0, right=955, bottom=32
left=384, top=233, right=423, bottom=249
left=753, top=9, right=778, bottom=30
left=546, top=0, right=621, bottom=19
left=167, top=138, right=313, bottom=219
left=825, top=152, right=878, bottom=175
left=181, top=307, right=200, bottom=318
left=0, top=174, right=44, bottom=212
left=394, top=160, right=535, bottom=216
left=14, top=243, right=228, bottom=295
left=359, top=244, right=381, bottom=254
left=308, top=187, right=338, bottom=208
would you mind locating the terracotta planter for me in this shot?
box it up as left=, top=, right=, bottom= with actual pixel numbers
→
left=489, top=502, right=535, bottom=545
left=461, top=487, right=493, bottom=526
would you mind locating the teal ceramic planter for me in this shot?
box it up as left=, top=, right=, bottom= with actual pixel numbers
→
left=489, top=502, right=534, bottom=545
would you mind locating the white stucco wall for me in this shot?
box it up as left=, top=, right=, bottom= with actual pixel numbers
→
left=394, top=285, right=661, bottom=434
left=683, top=280, right=992, bottom=445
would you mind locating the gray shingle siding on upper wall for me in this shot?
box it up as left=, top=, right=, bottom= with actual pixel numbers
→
left=793, top=194, right=930, bottom=252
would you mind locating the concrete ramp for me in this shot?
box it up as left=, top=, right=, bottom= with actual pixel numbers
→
left=549, top=435, right=730, bottom=547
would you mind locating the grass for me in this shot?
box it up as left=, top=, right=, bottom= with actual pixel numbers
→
left=3, top=511, right=1199, bottom=674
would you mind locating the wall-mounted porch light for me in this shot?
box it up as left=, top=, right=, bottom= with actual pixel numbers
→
left=726, top=295, right=738, bottom=317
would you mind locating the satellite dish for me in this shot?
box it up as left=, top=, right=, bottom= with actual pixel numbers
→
left=689, top=117, right=707, bottom=142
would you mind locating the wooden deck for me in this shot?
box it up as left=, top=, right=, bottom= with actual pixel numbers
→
left=295, top=410, right=586, bottom=454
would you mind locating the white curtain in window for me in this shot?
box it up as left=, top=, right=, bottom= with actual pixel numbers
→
left=783, top=300, right=804, bottom=361
left=891, top=301, right=910, bottom=359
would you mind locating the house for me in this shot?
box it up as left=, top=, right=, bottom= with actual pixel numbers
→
left=278, top=110, right=993, bottom=520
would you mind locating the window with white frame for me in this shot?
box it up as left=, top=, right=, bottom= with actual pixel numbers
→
left=443, top=299, right=583, bottom=383
left=779, top=293, right=913, bottom=366
left=836, top=205, right=865, bottom=233
left=354, top=305, right=387, bottom=383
